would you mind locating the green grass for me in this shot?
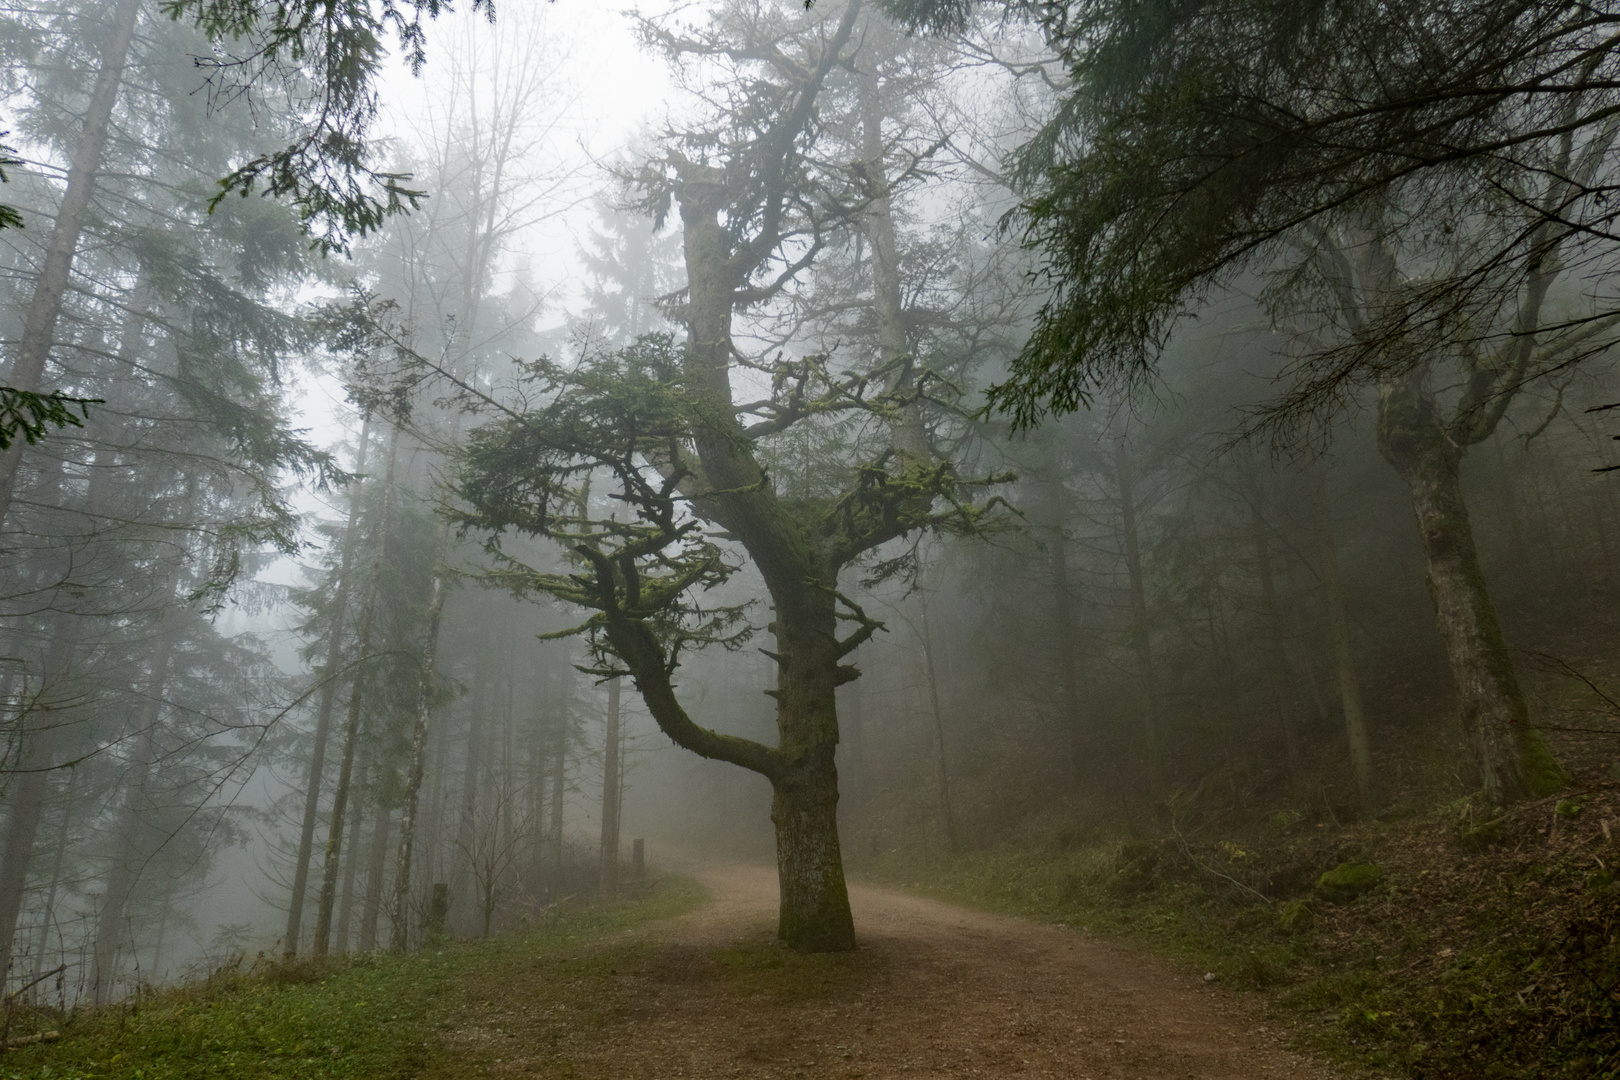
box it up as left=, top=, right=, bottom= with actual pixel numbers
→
left=2, top=876, right=706, bottom=1080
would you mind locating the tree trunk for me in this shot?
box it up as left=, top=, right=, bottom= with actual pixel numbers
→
left=313, top=427, right=398, bottom=957
left=1046, top=502, right=1085, bottom=783
left=0, top=0, right=143, bottom=524
left=0, top=613, right=80, bottom=982
left=771, top=746, right=854, bottom=952
left=334, top=766, right=367, bottom=954
left=1115, top=438, right=1164, bottom=788
left=357, top=796, right=390, bottom=951
left=91, top=621, right=175, bottom=1004
left=1377, top=372, right=1565, bottom=802
left=28, top=770, right=74, bottom=995
left=549, top=675, right=568, bottom=888
left=598, top=678, right=622, bottom=901
left=451, top=642, right=490, bottom=935
left=613, top=5, right=862, bottom=951
left=1250, top=501, right=1302, bottom=779
left=1311, top=480, right=1372, bottom=802
left=286, top=417, right=371, bottom=955
left=917, top=600, right=957, bottom=852
left=388, top=535, right=449, bottom=951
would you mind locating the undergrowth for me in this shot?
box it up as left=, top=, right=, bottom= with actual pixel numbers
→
left=0, top=875, right=706, bottom=1080
left=852, top=785, right=1620, bottom=1079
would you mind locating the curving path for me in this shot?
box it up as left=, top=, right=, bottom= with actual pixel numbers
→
left=436, top=854, right=1347, bottom=1080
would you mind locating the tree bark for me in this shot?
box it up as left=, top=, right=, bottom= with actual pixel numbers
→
left=28, top=770, right=75, bottom=995
left=334, top=765, right=368, bottom=954
left=771, top=745, right=853, bottom=952
left=549, top=672, right=568, bottom=889
left=598, top=678, right=621, bottom=901
left=1115, top=438, right=1164, bottom=789
left=1250, top=502, right=1303, bottom=779
left=91, top=618, right=175, bottom=1004
left=388, top=530, right=449, bottom=951
left=917, top=600, right=957, bottom=852
left=0, top=0, right=143, bottom=525
left=286, top=417, right=371, bottom=955
left=0, top=613, right=80, bottom=983
left=1377, top=369, right=1564, bottom=802
left=1045, top=494, right=1085, bottom=784
left=313, top=426, right=398, bottom=957
left=1311, top=480, right=1373, bottom=802
left=451, top=640, right=490, bottom=935
left=357, top=795, right=390, bottom=951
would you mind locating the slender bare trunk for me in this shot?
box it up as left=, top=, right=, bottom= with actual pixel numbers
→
left=357, top=792, right=390, bottom=951
left=285, top=418, right=371, bottom=955
left=916, top=601, right=957, bottom=851
left=91, top=623, right=175, bottom=1004
left=1115, top=438, right=1163, bottom=788
left=334, top=766, right=367, bottom=954
left=0, top=614, right=80, bottom=981
left=0, top=0, right=143, bottom=524
left=28, top=771, right=74, bottom=994
left=1047, top=509, right=1085, bottom=783
left=313, top=427, right=399, bottom=957
left=388, top=536, right=448, bottom=950
left=451, top=645, right=489, bottom=934
left=598, top=678, right=621, bottom=901
left=550, top=669, right=569, bottom=886
left=1251, top=502, right=1302, bottom=779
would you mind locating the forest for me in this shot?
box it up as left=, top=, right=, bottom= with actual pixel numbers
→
left=0, top=1, right=1616, bottom=1077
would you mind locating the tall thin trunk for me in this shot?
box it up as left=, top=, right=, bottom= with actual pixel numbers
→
left=357, top=797, right=390, bottom=952
left=916, top=601, right=957, bottom=852
left=529, top=725, right=547, bottom=892
left=0, top=613, right=80, bottom=982
left=1251, top=502, right=1303, bottom=779
left=334, top=765, right=367, bottom=954
left=1312, top=479, right=1373, bottom=802
left=598, top=678, right=622, bottom=901
left=313, top=427, right=399, bottom=957
left=91, top=620, right=176, bottom=1004
left=549, top=670, right=569, bottom=887
left=28, top=770, right=74, bottom=994
left=286, top=417, right=371, bottom=955
left=451, top=641, right=490, bottom=933
left=1115, top=438, right=1163, bottom=789
left=388, top=531, right=449, bottom=951
left=0, top=0, right=143, bottom=524
left=1047, top=507, right=1085, bottom=783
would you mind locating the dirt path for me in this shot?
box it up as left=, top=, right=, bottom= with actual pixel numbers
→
left=438, top=856, right=1346, bottom=1079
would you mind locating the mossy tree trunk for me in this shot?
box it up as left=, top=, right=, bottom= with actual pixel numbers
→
left=1376, top=369, right=1564, bottom=803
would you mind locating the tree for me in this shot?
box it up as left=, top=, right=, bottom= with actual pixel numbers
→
left=443, top=0, right=1013, bottom=951
left=889, top=0, right=1620, bottom=804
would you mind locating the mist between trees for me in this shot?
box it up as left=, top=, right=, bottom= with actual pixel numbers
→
left=0, top=0, right=1615, bottom=1007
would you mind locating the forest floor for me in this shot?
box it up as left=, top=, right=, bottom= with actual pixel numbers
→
left=853, top=784, right=1620, bottom=1080
left=422, top=854, right=1347, bottom=1080
left=2, top=859, right=1350, bottom=1080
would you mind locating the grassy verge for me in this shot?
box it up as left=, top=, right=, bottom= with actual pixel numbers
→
left=1, top=875, right=706, bottom=1080
left=851, top=787, right=1620, bottom=1079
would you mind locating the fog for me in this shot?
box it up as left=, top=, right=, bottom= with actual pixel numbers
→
left=0, top=0, right=1616, bottom=1015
